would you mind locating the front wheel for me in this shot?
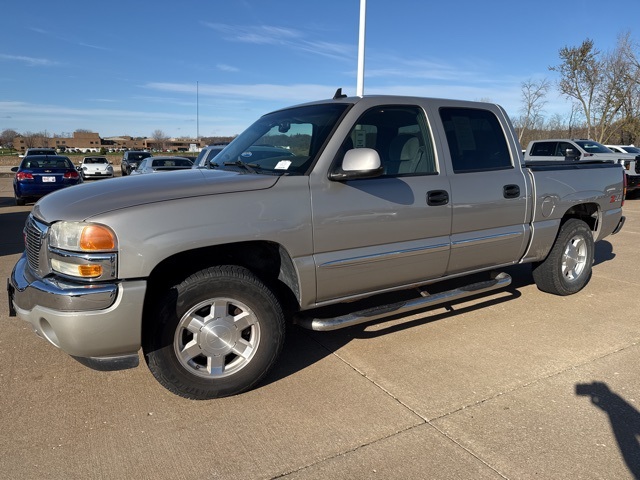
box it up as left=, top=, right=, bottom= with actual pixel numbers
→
left=532, top=219, right=594, bottom=296
left=144, top=265, right=285, bottom=399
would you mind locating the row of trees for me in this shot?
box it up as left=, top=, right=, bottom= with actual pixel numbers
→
left=516, top=32, right=640, bottom=148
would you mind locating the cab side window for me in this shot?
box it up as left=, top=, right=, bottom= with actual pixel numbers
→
left=440, top=107, right=512, bottom=173
left=340, top=105, right=437, bottom=176
left=529, top=141, right=556, bottom=157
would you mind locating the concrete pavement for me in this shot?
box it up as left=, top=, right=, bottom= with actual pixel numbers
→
left=0, top=176, right=639, bottom=479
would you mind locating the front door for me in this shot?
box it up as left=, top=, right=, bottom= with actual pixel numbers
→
left=310, top=104, right=452, bottom=304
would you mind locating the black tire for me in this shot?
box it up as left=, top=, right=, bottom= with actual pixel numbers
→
left=143, top=265, right=285, bottom=399
left=532, top=219, right=594, bottom=296
left=15, top=196, right=25, bottom=206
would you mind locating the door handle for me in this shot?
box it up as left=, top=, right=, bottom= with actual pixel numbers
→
left=503, top=184, right=520, bottom=199
left=427, top=190, right=449, bottom=206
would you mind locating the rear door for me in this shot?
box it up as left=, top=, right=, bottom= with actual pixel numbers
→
left=430, top=104, right=531, bottom=274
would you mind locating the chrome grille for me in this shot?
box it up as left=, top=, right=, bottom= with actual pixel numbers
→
left=25, top=216, right=47, bottom=271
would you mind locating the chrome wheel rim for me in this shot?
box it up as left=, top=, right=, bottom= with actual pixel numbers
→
left=562, top=234, right=587, bottom=282
left=174, top=297, right=261, bottom=379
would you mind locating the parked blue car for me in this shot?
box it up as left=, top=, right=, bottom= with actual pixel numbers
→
left=12, top=155, right=82, bottom=206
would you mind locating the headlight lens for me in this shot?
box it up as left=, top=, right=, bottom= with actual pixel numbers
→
left=50, top=222, right=117, bottom=252
left=48, top=222, right=118, bottom=280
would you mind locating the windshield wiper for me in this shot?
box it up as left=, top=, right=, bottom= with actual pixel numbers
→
left=223, top=159, right=257, bottom=174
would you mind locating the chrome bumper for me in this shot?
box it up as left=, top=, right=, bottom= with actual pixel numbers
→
left=9, top=254, right=118, bottom=312
left=8, top=253, right=146, bottom=367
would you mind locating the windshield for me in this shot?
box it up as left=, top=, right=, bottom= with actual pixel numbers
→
left=152, top=158, right=193, bottom=168
left=84, top=157, right=108, bottom=164
left=128, top=152, right=151, bottom=161
left=211, top=103, right=349, bottom=175
left=621, top=146, right=640, bottom=154
left=575, top=140, right=612, bottom=154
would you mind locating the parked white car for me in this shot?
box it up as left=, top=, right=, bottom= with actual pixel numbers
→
left=79, top=156, right=114, bottom=179
left=604, top=144, right=640, bottom=155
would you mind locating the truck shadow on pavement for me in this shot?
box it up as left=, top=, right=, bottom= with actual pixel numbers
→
left=594, top=240, right=615, bottom=266
left=268, top=263, right=530, bottom=384
left=576, top=381, right=640, bottom=479
left=266, top=241, right=618, bottom=390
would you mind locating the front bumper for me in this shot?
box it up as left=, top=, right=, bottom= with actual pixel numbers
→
left=8, top=253, right=146, bottom=368
left=84, top=173, right=113, bottom=178
left=83, top=170, right=114, bottom=178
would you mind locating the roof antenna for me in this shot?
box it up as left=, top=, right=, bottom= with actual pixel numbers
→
left=333, top=88, right=347, bottom=99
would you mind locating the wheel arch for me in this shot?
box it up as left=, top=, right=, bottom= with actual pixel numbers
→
left=560, top=202, right=600, bottom=236
left=141, top=241, right=301, bottom=340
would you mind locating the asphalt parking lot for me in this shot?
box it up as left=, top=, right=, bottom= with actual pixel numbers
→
left=1, top=176, right=639, bottom=480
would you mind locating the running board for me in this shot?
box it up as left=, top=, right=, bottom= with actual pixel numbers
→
left=297, top=272, right=512, bottom=331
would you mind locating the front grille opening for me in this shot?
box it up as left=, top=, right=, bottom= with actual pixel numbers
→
left=25, top=217, right=46, bottom=271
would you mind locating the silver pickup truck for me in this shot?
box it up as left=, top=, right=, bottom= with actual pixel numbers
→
left=8, top=94, right=626, bottom=399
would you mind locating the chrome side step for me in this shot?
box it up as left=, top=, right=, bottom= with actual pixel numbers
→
left=296, top=272, right=512, bottom=331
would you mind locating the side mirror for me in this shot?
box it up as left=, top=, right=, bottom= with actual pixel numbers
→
left=329, top=148, right=383, bottom=181
left=564, top=148, right=579, bottom=160
left=11, top=166, right=19, bottom=172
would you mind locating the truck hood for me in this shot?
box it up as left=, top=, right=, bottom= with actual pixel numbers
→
left=33, top=169, right=280, bottom=222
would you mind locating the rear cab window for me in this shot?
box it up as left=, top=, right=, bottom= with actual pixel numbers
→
left=439, top=107, right=512, bottom=173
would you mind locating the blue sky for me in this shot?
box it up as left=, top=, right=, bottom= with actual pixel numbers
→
left=0, top=0, right=637, bottom=139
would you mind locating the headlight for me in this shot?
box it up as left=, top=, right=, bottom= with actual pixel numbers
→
left=50, top=222, right=117, bottom=251
left=49, top=222, right=118, bottom=280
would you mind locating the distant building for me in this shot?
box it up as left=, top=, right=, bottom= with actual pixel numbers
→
left=102, top=136, right=149, bottom=151
left=13, top=132, right=202, bottom=153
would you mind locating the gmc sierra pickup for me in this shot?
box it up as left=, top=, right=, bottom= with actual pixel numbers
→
left=8, top=93, right=626, bottom=399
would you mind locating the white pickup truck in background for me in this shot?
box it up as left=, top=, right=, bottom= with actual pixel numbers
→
left=524, top=139, right=640, bottom=194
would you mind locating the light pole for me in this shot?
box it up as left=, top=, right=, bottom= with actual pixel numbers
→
left=196, top=81, right=200, bottom=142
left=356, top=0, right=366, bottom=97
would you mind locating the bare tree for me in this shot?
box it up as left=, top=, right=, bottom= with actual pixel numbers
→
left=613, top=32, right=640, bottom=144
left=517, top=78, right=550, bottom=143
left=0, top=128, right=18, bottom=149
left=151, top=129, right=169, bottom=151
left=550, top=36, right=640, bottom=143
left=21, top=131, right=49, bottom=148
left=550, top=39, right=602, bottom=140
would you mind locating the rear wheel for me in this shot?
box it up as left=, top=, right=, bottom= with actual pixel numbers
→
left=15, top=196, right=25, bottom=206
left=144, top=265, right=286, bottom=399
left=532, top=219, right=594, bottom=296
